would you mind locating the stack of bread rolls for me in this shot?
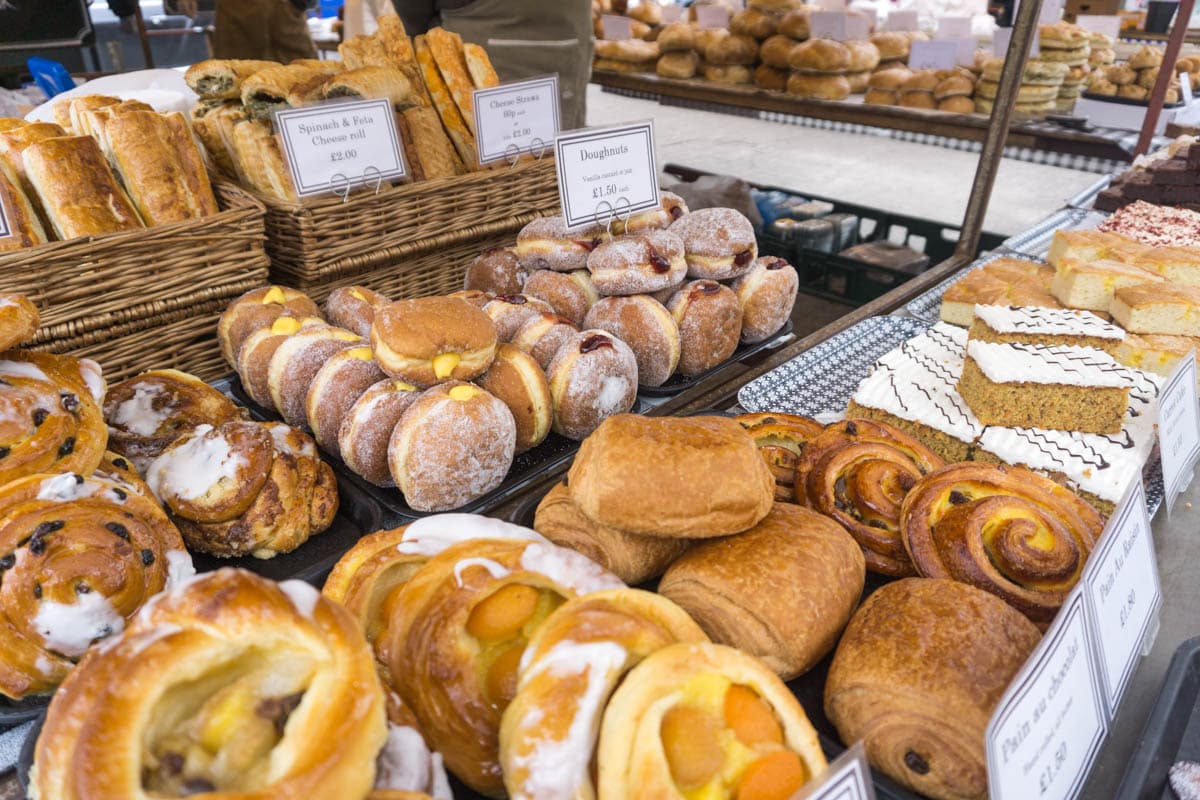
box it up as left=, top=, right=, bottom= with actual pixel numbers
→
left=1086, top=44, right=1195, bottom=105
left=787, top=38, right=881, bottom=99
left=977, top=54, right=1067, bottom=116
left=866, top=67, right=978, bottom=112
left=1038, top=22, right=1091, bottom=110
left=869, top=29, right=928, bottom=70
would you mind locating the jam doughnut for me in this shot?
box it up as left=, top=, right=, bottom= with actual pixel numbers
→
left=546, top=330, right=639, bottom=440
left=464, top=247, right=529, bottom=296
left=475, top=343, right=554, bottom=452
left=512, top=313, right=580, bottom=371
left=325, top=285, right=391, bottom=338
left=267, top=326, right=363, bottom=426
left=584, top=296, right=681, bottom=387
left=217, top=285, right=322, bottom=367
left=668, top=280, right=744, bottom=377
left=447, top=289, right=494, bottom=309
left=669, top=208, right=758, bottom=281
left=587, top=230, right=688, bottom=296
left=305, top=345, right=387, bottom=455
left=515, top=215, right=608, bottom=273
left=371, top=296, right=498, bottom=387
left=236, top=315, right=326, bottom=408
left=338, top=379, right=421, bottom=486
left=388, top=382, right=517, bottom=512
left=483, top=294, right=556, bottom=341
left=731, top=257, right=799, bottom=343
left=612, top=191, right=690, bottom=234
left=523, top=269, right=599, bottom=327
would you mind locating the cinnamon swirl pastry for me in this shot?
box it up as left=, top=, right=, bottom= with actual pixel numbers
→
left=900, top=462, right=1104, bottom=627
left=0, top=471, right=191, bottom=699
left=31, top=569, right=386, bottom=800
left=217, top=285, right=323, bottom=367
left=0, top=292, right=39, bottom=350
left=796, top=418, right=945, bottom=576
left=736, top=412, right=825, bottom=502
left=145, top=421, right=338, bottom=559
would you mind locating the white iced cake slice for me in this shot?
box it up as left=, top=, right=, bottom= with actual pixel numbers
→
left=968, top=303, right=1125, bottom=354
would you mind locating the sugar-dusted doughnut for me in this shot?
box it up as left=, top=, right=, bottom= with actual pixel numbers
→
left=523, top=269, right=599, bottom=327
left=546, top=330, right=639, bottom=440
left=447, top=289, right=494, bottom=309
left=464, top=247, right=528, bottom=296
left=515, top=215, right=608, bottom=273
left=669, top=207, right=758, bottom=280
left=587, top=230, right=688, bottom=296
left=325, top=285, right=391, bottom=338
left=475, top=343, right=554, bottom=452
left=338, top=378, right=421, bottom=486
left=371, top=296, right=498, bottom=386
left=668, top=280, right=744, bottom=376
left=731, top=256, right=799, bottom=343
left=305, top=345, right=387, bottom=455
left=482, top=294, right=556, bottom=341
left=236, top=315, right=327, bottom=408
left=512, top=313, right=580, bottom=371
left=612, top=191, right=690, bottom=235
left=584, top=295, right=681, bottom=387
left=217, top=285, right=322, bottom=366
left=267, top=326, right=363, bottom=426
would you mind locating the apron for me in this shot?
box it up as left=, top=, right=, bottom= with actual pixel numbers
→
left=214, top=0, right=318, bottom=62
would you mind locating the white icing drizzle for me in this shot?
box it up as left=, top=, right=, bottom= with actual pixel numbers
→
left=374, top=725, right=453, bottom=798
left=279, top=580, right=320, bottom=619
left=124, top=623, right=183, bottom=656
left=518, top=543, right=624, bottom=595
left=974, top=304, right=1126, bottom=340
left=453, top=557, right=510, bottom=587
left=35, top=656, right=52, bottom=677
left=267, top=422, right=317, bottom=459
left=0, top=360, right=48, bottom=381
left=396, top=514, right=548, bottom=557
left=36, top=473, right=92, bottom=502
left=966, top=340, right=1133, bottom=388
left=144, top=425, right=247, bottom=502
left=165, top=550, right=196, bottom=590
left=78, top=359, right=106, bottom=404
left=33, top=592, right=125, bottom=657
left=111, top=384, right=169, bottom=436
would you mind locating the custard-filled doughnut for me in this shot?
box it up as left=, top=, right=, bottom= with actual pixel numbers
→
left=268, top=326, right=363, bottom=427
left=546, top=330, right=639, bottom=440
left=515, top=215, right=608, bottom=273
left=587, top=229, right=688, bottom=296
left=523, top=269, right=599, bottom=327
left=338, top=379, right=421, bottom=486
left=447, top=289, right=494, bottom=309
left=464, top=247, right=528, bottom=296
left=236, top=315, right=327, bottom=408
left=512, top=313, right=580, bottom=371
left=670, top=208, right=758, bottom=280
left=483, top=294, right=556, bottom=341
left=584, top=296, right=681, bottom=387
left=371, top=296, right=498, bottom=387
left=0, top=293, right=39, bottom=350
left=669, top=280, right=744, bottom=376
left=325, top=285, right=390, bottom=338
left=475, top=343, right=554, bottom=452
left=731, top=256, right=799, bottom=343
left=217, top=285, right=322, bottom=366
left=388, top=382, right=517, bottom=511
left=612, top=191, right=690, bottom=235
left=305, top=345, right=386, bottom=455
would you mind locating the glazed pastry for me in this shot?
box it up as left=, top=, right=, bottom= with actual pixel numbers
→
left=372, top=297, right=498, bottom=386
left=795, top=419, right=945, bottom=577
left=546, top=330, right=639, bottom=440
left=901, top=462, right=1103, bottom=628
left=338, top=379, right=422, bottom=486
left=597, top=642, right=827, bottom=800
left=446, top=289, right=493, bottom=309
left=474, top=344, right=553, bottom=452
left=731, top=256, right=799, bottom=343
left=146, top=420, right=338, bottom=558
left=388, top=382, right=516, bottom=512
left=185, top=58, right=279, bottom=99
left=104, top=369, right=245, bottom=472
left=482, top=294, right=556, bottom=341
left=21, top=136, right=143, bottom=240
left=511, top=313, right=579, bottom=371
left=464, top=248, right=528, bottom=296
left=33, top=569, right=386, bottom=800
left=235, top=315, right=326, bottom=409
left=305, top=346, right=386, bottom=455
left=660, top=503, right=864, bottom=679
left=587, top=230, right=688, bottom=296
left=584, top=295, right=681, bottom=387
left=380, top=537, right=622, bottom=795
left=326, top=285, right=391, bottom=338
left=567, top=415, right=775, bottom=539
left=0, top=351, right=107, bottom=486
left=668, top=280, right=744, bottom=377
left=0, top=293, right=39, bottom=350
left=534, top=481, right=691, bottom=584
left=523, top=269, right=599, bottom=327
left=217, top=285, right=323, bottom=367
left=611, top=191, right=690, bottom=234
left=515, top=215, right=608, bottom=273
left=826, top=578, right=1041, bottom=800
left=736, top=412, right=825, bottom=502
left=500, top=589, right=707, bottom=799
left=0, top=471, right=192, bottom=699
left=268, top=326, right=364, bottom=427
left=670, top=207, right=758, bottom=280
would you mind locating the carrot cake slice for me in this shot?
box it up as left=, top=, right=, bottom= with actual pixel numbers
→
left=958, top=340, right=1133, bottom=433
left=968, top=304, right=1125, bottom=354
left=1049, top=257, right=1163, bottom=312
left=1116, top=332, right=1200, bottom=388
left=939, top=257, right=1059, bottom=327
left=1111, top=283, right=1200, bottom=336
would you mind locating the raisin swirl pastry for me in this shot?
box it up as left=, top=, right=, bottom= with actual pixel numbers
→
left=736, top=412, right=825, bottom=503
left=145, top=420, right=338, bottom=559
left=900, top=462, right=1104, bottom=628
left=31, top=569, right=386, bottom=800
left=0, top=471, right=192, bottom=699
left=795, top=419, right=945, bottom=577
left=381, top=538, right=622, bottom=796
left=0, top=292, right=39, bottom=351
left=0, top=351, right=107, bottom=486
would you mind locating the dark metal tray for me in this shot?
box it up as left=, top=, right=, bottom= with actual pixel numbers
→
left=0, top=694, right=48, bottom=728
left=638, top=320, right=794, bottom=397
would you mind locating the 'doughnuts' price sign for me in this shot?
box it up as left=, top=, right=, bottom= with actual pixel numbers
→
left=554, top=121, right=660, bottom=230
left=274, top=98, right=407, bottom=198
left=472, top=75, right=560, bottom=165
left=1158, top=350, right=1200, bottom=509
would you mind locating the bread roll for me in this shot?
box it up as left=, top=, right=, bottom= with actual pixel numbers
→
left=703, top=64, right=754, bottom=84
left=788, top=38, right=850, bottom=72
left=759, top=34, right=796, bottom=68
left=846, top=40, right=881, bottom=72
left=779, top=7, right=811, bottom=39
left=871, top=31, right=910, bottom=61
left=657, top=50, right=700, bottom=79
left=705, top=33, right=759, bottom=65
left=657, top=21, right=695, bottom=52
left=787, top=72, right=851, bottom=100
left=731, top=7, right=779, bottom=39
left=754, top=63, right=789, bottom=91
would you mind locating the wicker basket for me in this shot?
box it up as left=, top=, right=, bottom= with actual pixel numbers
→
left=0, top=181, right=269, bottom=347
left=258, top=157, right=559, bottom=285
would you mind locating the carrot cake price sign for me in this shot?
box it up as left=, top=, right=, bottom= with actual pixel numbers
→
left=554, top=121, right=660, bottom=230
left=1157, top=350, right=1200, bottom=511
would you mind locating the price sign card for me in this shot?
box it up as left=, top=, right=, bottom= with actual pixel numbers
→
left=1075, top=14, right=1121, bottom=40
left=937, top=15, right=972, bottom=37
left=795, top=743, right=876, bottom=800
left=994, top=26, right=1013, bottom=56
left=887, top=10, right=920, bottom=31
left=818, top=0, right=848, bottom=11
left=695, top=4, right=730, bottom=29
left=909, top=40, right=958, bottom=70
left=1082, top=480, right=1162, bottom=715
left=1182, top=72, right=1195, bottom=104
left=554, top=121, right=659, bottom=230
left=811, top=11, right=848, bottom=39
left=600, top=14, right=632, bottom=40
left=274, top=98, right=406, bottom=198
left=1158, top=351, right=1200, bottom=509
left=661, top=3, right=683, bottom=23
left=845, top=13, right=870, bottom=40
left=473, top=75, right=560, bottom=164
left=986, top=591, right=1107, bottom=800
left=0, top=196, right=10, bottom=241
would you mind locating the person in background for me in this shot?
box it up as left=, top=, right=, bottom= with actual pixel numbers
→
left=213, top=0, right=319, bottom=62
left=390, top=0, right=593, bottom=129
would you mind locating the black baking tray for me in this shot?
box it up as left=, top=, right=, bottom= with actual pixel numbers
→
left=1116, top=636, right=1200, bottom=799
left=0, top=694, right=49, bottom=727
left=638, top=320, right=794, bottom=397
left=1081, top=92, right=1185, bottom=109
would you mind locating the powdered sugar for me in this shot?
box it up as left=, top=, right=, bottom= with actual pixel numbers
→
left=145, top=424, right=248, bottom=502
left=547, top=331, right=638, bottom=439
left=398, top=514, right=547, bottom=556
left=669, top=207, right=756, bottom=258
left=110, top=383, right=169, bottom=436
left=279, top=579, right=320, bottom=618
left=453, top=557, right=511, bottom=586
left=587, top=230, right=687, bottom=296
left=597, top=376, right=630, bottom=415
left=519, top=542, right=623, bottom=594
left=78, top=359, right=106, bottom=403
left=34, top=592, right=125, bottom=657
left=584, top=296, right=679, bottom=387
left=375, top=725, right=452, bottom=798
left=338, top=380, right=419, bottom=486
